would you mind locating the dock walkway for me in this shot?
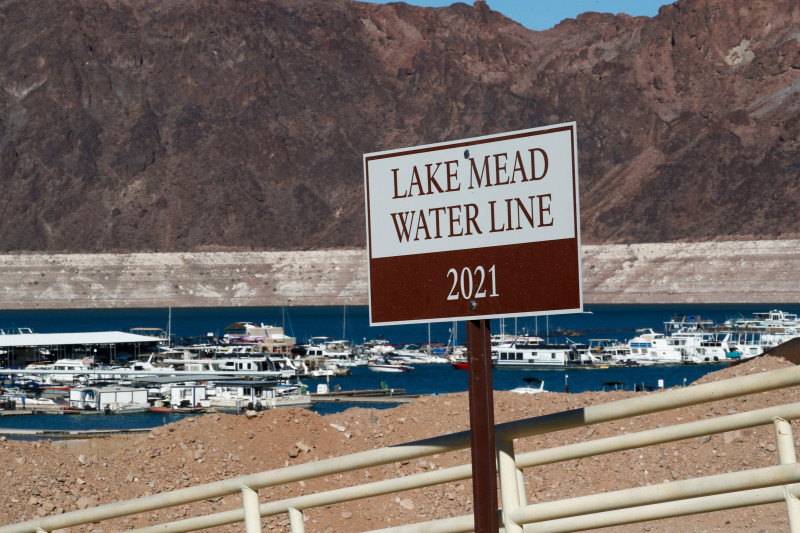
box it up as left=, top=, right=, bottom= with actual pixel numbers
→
left=0, top=427, right=151, bottom=439
left=311, top=387, right=418, bottom=404
left=311, top=395, right=416, bottom=404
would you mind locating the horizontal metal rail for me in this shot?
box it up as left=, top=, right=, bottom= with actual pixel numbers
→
left=3, top=364, right=800, bottom=533
left=524, top=486, right=798, bottom=533
left=369, top=486, right=800, bottom=533
left=125, top=401, right=800, bottom=533
left=511, top=463, right=800, bottom=525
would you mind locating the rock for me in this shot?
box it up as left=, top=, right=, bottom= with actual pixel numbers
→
left=723, top=430, right=744, bottom=445
left=295, top=442, right=312, bottom=454
left=398, top=499, right=414, bottom=510
left=75, top=496, right=96, bottom=510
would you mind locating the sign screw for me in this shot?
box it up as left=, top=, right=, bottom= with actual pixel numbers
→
left=464, top=149, right=470, bottom=159
left=470, top=301, right=477, bottom=310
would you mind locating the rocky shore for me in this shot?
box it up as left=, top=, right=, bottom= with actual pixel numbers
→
left=0, top=356, right=796, bottom=532
left=1, top=240, right=798, bottom=309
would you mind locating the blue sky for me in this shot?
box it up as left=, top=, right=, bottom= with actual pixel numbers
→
left=366, top=1, right=674, bottom=31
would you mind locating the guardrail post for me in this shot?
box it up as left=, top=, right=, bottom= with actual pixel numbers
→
left=497, top=437, right=523, bottom=533
left=516, top=468, right=527, bottom=507
left=241, top=486, right=262, bottom=533
left=773, top=417, right=800, bottom=532
left=288, top=507, right=306, bottom=533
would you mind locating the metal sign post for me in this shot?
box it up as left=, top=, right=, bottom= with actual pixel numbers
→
left=363, top=123, right=581, bottom=533
left=467, top=318, right=497, bottom=532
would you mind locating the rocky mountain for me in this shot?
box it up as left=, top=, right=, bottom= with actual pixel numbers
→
left=1, top=0, right=798, bottom=253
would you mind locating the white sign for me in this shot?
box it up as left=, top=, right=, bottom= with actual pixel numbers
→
left=365, top=124, right=578, bottom=259
left=363, top=123, right=581, bottom=325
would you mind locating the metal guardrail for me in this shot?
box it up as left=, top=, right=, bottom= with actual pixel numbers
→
left=4, top=364, right=800, bottom=533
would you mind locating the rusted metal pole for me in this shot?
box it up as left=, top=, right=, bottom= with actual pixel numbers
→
left=467, top=318, right=498, bottom=532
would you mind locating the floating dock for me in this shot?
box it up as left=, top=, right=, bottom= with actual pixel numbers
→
left=0, top=427, right=151, bottom=439
left=311, top=388, right=418, bottom=404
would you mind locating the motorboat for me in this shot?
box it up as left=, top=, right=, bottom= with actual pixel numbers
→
left=510, top=377, right=546, bottom=394
left=587, top=339, right=630, bottom=363
left=23, top=359, right=95, bottom=385
left=0, top=391, right=60, bottom=410
left=223, top=322, right=296, bottom=347
left=107, top=402, right=151, bottom=414
left=625, top=330, right=686, bottom=365
left=367, top=360, right=414, bottom=373
left=302, top=337, right=368, bottom=367
left=293, top=356, right=349, bottom=378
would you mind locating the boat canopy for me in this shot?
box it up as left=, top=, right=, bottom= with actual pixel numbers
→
left=0, top=331, right=164, bottom=348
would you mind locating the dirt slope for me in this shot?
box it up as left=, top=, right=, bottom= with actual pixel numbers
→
left=1, top=356, right=798, bottom=532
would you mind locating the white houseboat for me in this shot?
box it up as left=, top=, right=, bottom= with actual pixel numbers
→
left=492, top=337, right=595, bottom=368
left=68, top=386, right=150, bottom=413
left=206, top=380, right=312, bottom=411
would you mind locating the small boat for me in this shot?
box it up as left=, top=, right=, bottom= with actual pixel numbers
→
left=106, top=402, right=151, bottom=415
left=510, top=377, right=546, bottom=394
left=451, top=361, right=468, bottom=370
left=0, top=392, right=60, bottom=410
left=367, top=361, right=414, bottom=373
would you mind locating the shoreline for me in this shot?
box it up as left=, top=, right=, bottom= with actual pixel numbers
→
left=1, top=240, right=798, bottom=309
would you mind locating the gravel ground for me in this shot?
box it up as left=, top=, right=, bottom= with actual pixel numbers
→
left=1, top=356, right=798, bottom=532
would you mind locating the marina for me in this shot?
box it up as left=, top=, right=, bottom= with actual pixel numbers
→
left=0, top=304, right=797, bottom=432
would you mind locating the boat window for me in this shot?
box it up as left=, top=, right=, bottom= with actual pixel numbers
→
left=516, top=353, right=522, bottom=360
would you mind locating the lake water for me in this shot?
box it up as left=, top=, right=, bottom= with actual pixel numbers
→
left=0, top=303, right=795, bottom=431
left=2, top=303, right=797, bottom=347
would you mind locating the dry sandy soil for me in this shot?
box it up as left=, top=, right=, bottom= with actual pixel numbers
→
left=2, top=356, right=799, bottom=532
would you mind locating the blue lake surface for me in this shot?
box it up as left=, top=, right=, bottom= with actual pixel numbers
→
left=0, top=303, right=795, bottom=431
